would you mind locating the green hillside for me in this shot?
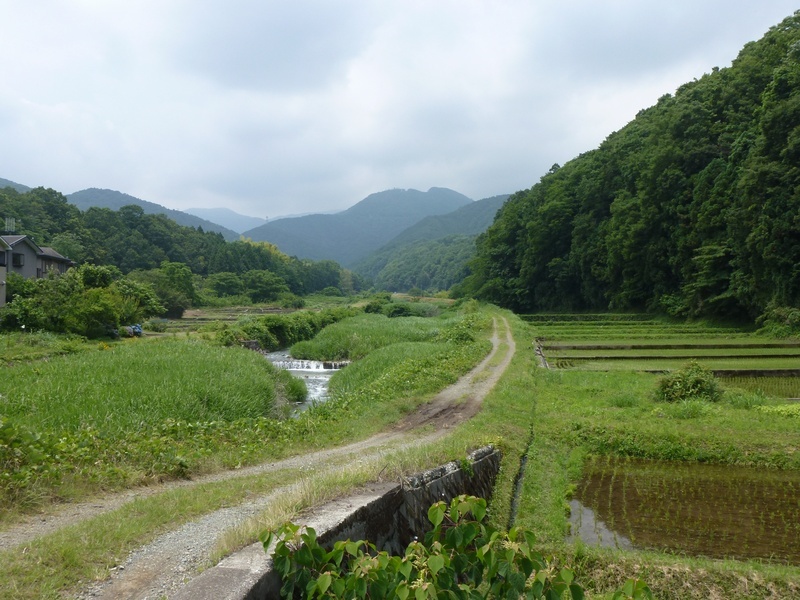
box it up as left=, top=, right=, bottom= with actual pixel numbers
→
left=352, top=194, right=508, bottom=292
left=465, top=12, right=800, bottom=325
left=68, top=188, right=239, bottom=241
left=241, top=187, right=473, bottom=267
left=371, top=234, right=477, bottom=292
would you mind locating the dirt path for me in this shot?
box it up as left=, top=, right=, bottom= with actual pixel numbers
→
left=4, top=317, right=516, bottom=599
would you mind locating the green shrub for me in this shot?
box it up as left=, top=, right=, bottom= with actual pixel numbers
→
left=757, top=404, right=800, bottom=418
left=654, top=361, right=722, bottom=403
left=143, top=318, right=168, bottom=332
left=363, top=299, right=386, bottom=314
left=319, top=286, right=344, bottom=297
left=262, top=494, right=652, bottom=600
left=383, top=303, right=413, bottom=318
left=756, top=305, right=800, bottom=338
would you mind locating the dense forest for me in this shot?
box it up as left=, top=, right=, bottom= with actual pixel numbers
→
left=460, top=12, right=800, bottom=325
left=0, top=187, right=364, bottom=324
left=367, top=234, right=476, bottom=292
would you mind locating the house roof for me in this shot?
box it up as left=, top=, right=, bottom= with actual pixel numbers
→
left=38, top=246, right=73, bottom=264
left=0, top=234, right=42, bottom=253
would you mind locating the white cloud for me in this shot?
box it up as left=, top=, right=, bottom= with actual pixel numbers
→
left=0, top=0, right=797, bottom=217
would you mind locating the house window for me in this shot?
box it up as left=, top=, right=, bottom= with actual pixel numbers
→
left=0, top=253, right=5, bottom=266
left=12, top=253, right=24, bottom=267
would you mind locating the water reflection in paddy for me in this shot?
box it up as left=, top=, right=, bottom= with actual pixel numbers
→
left=570, top=456, right=800, bottom=564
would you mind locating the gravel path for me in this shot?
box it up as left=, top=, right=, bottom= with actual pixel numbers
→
left=5, top=317, right=515, bottom=600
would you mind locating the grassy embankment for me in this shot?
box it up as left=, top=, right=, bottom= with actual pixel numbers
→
left=0, top=302, right=495, bottom=599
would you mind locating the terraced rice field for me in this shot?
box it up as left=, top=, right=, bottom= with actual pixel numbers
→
left=527, top=313, right=800, bottom=574
left=525, top=314, right=800, bottom=395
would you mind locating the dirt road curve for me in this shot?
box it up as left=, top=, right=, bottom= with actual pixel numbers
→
left=3, top=317, right=516, bottom=599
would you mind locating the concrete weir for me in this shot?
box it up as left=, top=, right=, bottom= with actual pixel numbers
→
left=172, top=446, right=500, bottom=600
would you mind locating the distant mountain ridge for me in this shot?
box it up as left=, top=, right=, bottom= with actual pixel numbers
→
left=0, top=177, right=32, bottom=193
left=185, top=207, right=267, bottom=234
left=67, top=188, right=239, bottom=241
left=241, top=187, right=473, bottom=267
left=354, top=194, right=510, bottom=291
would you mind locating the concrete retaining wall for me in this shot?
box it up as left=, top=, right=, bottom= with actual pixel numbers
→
left=172, top=446, right=501, bottom=600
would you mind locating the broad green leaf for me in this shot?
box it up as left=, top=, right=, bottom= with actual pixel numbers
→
left=396, top=582, right=410, bottom=600
left=316, top=572, right=332, bottom=595
left=428, top=504, right=445, bottom=527
left=345, top=541, right=360, bottom=556
left=472, top=500, right=486, bottom=523
left=569, top=582, right=586, bottom=600
left=428, top=554, right=445, bottom=575
left=399, top=559, right=413, bottom=579
left=259, top=531, right=274, bottom=552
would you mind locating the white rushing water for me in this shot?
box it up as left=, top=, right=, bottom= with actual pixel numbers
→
left=263, top=350, right=346, bottom=412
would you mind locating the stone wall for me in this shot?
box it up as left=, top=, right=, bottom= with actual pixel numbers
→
left=317, top=446, right=500, bottom=555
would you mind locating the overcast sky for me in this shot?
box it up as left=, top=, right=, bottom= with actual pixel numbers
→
left=1, top=2, right=797, bottom=218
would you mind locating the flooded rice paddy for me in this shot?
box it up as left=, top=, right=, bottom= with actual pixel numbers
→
left=571, top=456, right=800, bottom=564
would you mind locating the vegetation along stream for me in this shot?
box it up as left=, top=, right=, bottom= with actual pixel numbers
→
left=570, top=456, right=800, bottom=564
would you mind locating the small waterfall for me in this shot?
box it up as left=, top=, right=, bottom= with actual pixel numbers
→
left=263, top=351, right=349, bottom=412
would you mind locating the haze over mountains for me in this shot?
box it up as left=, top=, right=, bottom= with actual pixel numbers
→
left=353, top=194, right=510, bottom=288
left=240, top=187, right=476, bottom=267
left=184, top=207, right=267, bottom=234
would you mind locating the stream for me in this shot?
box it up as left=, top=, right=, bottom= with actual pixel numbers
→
left=263, top=350, right=348, bottom=413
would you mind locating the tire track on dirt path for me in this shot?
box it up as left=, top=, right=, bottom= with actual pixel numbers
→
left=5, top=317, right=517, bottom=599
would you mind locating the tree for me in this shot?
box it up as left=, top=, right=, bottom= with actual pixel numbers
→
left=242, top=270, right=290, bottom=302
left=0, top=265, right=163, bottom=337
left=206, top=271, right=244, bottom=297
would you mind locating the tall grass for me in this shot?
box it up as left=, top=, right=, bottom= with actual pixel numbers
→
left=0, top=337, right=296, bottom=434
left=0, top=308, right=492, bottom=516
left=290, top=313, right=455, bottom=360
left=0, top=331, right=91, bottom=363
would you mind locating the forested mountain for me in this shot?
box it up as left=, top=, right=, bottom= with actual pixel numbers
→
left=355, top=194, right=509, bottom=292
left=241, top=187, right=473, bottom=267
left=185, top=207, right=267, bottom=233
left=369, top=235, right=478, bottom=293
left=0, top=186, right=356, bottom=296
left=0, top=177, right=31, bottom=193
left=462, top=12, right=800, bottom=324
left=68, top=188, right=240, bottom=241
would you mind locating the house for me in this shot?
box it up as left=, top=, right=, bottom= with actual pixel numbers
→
left=0, top=235, right=75, bottom=306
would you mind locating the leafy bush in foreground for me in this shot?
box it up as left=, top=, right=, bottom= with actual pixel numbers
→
left=262, top=494, right=653, bottom=599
